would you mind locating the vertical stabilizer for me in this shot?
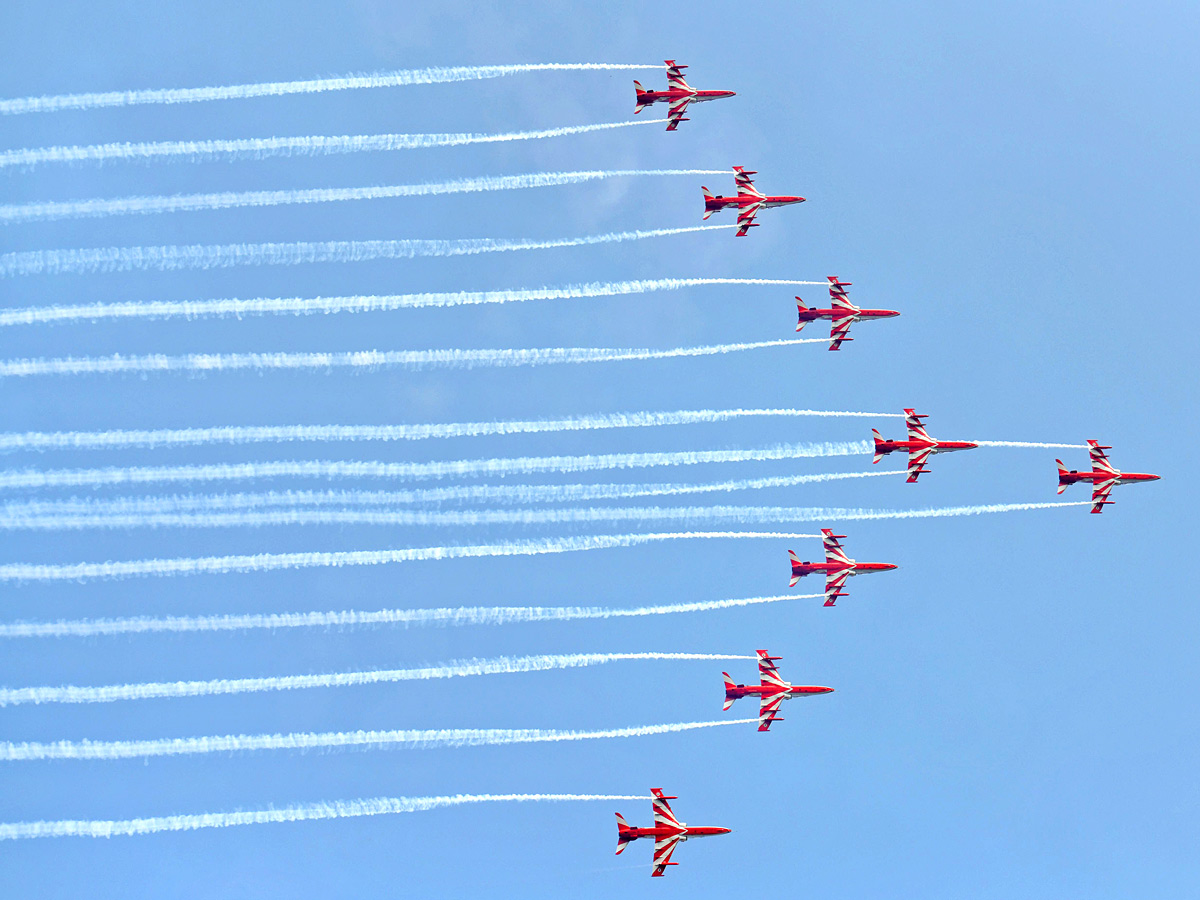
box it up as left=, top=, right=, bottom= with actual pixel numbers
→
left=615, top=812, right=633, bottom=854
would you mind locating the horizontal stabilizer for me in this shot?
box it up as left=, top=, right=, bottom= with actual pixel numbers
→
left=824, top=590, right=848, bottom=607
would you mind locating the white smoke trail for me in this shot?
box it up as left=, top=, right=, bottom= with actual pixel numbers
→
left=0, top=119, right=662, bottom=169
left=0, top=339, right=826, bottom=378
left=0, top=594, right=825, bottom=639
left=969, top=440, right=1088, bottom=449
left=0, top=276, right=826, bottom=327
left=0, top=793, right=652, bottom=840
left=0, top=225, right=736, bottom=278
left=0, top=408, right=900, bottom=451
left=1, top=502, right=887, bottom=531
left=0, top=441, right=872, bottom=490
left=0, top=499, right=1085, bottom=532
left=0, top=531, right=819, bottom=582
left=0, top=169, right=728, bottom=224
left=0, top=471, right=904, bottom=523
left=0, top=719, right=757, bottom=761
left=0, top=64, right=662, bottom=115
left=0, top=652, right=752, bottom=706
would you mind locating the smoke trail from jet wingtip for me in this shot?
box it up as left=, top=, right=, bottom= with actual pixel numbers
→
left=0, top=594, right=827, bottom=639
left=0, top=652, right=756, bottom=706
left=0, top=473, right=909, bottom=531
left=0, top=792, right=654, bottom=840
left=0, top=119, right=666, bottom=169
left=0, top=531, right=821, bottom=583
left=0, top=225, right=737, bottom=278
left=0, top=169, right=731, bottom=224
left=0, top=339, right=828, bottom=378
left=0, top=441, right=873, bottom=490
left=1, top=502, right=893, bottom=532
left=0, top=499, right=1085, bottom=532
left=0, top=409, right=901, bottom=451
left=0, top=719, right=759, bottom=762
left=0, top=64, right=663, bottom=115
left=0, top=277, right=830, bottom=326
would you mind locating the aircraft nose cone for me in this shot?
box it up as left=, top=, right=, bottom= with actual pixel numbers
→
left=884, top=563, right=899, bottom=571
left=717, top=828, right=732, bottom=835
left=885, top=310, right=901, bottom=318
left=1149, top=474, right=1162, bottom=481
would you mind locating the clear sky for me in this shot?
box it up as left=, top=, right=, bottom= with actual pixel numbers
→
left=1, top=0, right=1197, bottom=895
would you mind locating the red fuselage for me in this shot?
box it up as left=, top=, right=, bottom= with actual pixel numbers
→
left=789, top=559, right=897, bottom=580
left=724, top=683, right=834, bottom=702
left=618, top=824, right=732, bottom=843
left=874, top=437, right=978, bottom=458
left=797, top=307, right=900, bottom=327
left=1058, top=469, right=1160, bottom=489
left=638, top=88, right=736, bottom=105
left=704, top=193, right=805, bottom=215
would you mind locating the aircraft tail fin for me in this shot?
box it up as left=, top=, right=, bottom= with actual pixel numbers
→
left=633, top=81, right=650, bottom=113
left=795, top=297, right=808, bottom=332
left=788, top=549, right=804, bottom=587
left=722, top=672, right=737, bottom=710
left=1056, top=460, right=1070, bottom=493
left=872, top=429, right=885, bottom=465
left=701, top=186, right=715, bottom=219
left=615, top=813, right=633, bottom=854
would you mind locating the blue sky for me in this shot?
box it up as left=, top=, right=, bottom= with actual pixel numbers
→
left=1, top=0, right=1197, bottom=895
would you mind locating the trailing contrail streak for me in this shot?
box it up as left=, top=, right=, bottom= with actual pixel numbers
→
left=0, top=719, right=757, bottom=761
left=0, top=501, right=1086, bottom=582
left=0, top=793, right=652, bottom=840
left=0, top=64, right=662, bottom=115
left=0, top=169, right=728, bottom=224
left=0, top=339, right=826, bottom=378
left=0, top=594, right=826, bottom=639
left=0, top=408, right=900, bottom=451
left=0, top=531, right=819, bottom=582
left=0, top=500, right=1091, bottom=532
left=0, top=442, right=872, bottom=490
left=0, top=225, right=736, bottom=278
left=0, top=277, right=826, bottom=327
left=969, top=440, right=1088, bottom=449
left=0, top=472, right=903, bottom=524
left=0, top=119, right=662, bottom=169
left=0, top=652, right=752, bottom=706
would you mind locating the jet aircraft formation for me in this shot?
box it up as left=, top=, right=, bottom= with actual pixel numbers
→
left=611, top=60, right=1160, bottom=876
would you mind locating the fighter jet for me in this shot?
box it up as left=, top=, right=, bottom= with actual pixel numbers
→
left=1057, top=440, right=1161, bottom=513
left=722, top=650, right=834, bottom=731
left=788, top=528, right=898, bottom=607
left=701, top=166, right=805, bottom=236
left=633, top=60, right=736, bottom=131
left=797, top=276, right=901, bottom=350
left=615, top=788, right=731, bottom=876
left=872, top=409, right=979, bottom=482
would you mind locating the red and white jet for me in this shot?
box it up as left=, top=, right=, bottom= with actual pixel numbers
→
left=615, top=789, right=732, bottom=876
left=633, top=60, right=735, bottom=131
left=797, top=276, right=901, bottom=350
left=788, top=528, right=898, bottom=607
left=1057, top=440, right=1161, bottom=513
left=722, top=650, right=834, bottom=731
left=701, top=166, right=805, bottom=236
left=872, top=409, right=979, bottom=482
